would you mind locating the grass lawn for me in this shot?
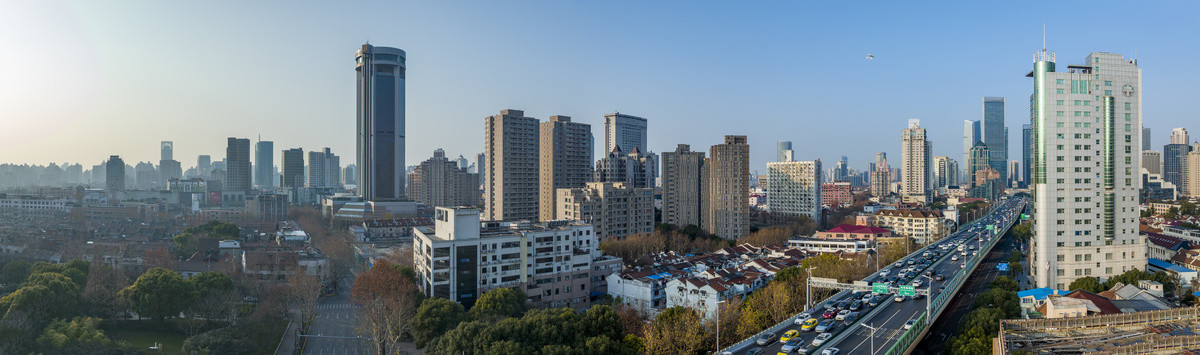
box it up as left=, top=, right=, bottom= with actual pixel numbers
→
left=105, top=326, right=188, bottom=354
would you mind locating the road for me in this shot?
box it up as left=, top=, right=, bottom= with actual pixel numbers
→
left=730, top=197, right=1024, bottom=355
left=303, top=277, right=371, bottom=355
left=915, top=229, right=1015, bottom=355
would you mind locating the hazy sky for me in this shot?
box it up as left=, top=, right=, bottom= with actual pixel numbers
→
left=2, top=1, right=1197, bottom=174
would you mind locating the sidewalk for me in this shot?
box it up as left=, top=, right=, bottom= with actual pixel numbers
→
left=274, top=318, right=297, bottom=355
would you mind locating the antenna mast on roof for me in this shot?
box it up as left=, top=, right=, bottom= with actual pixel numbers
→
left=1042, top=23, right=1046, bottom=51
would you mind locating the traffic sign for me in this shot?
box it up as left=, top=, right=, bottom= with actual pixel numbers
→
left=986, top=224, right=995, bottom=230
left=997, top=263, right=1009, bottom=271
left=872, top=283, right=889, bottom=294
left=899, top=285, right=916, bottom=296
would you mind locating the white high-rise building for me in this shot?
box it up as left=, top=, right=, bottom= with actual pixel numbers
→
left=1171, top=128, right=1190, bottom=145
left=901, top=119, right=933, bottom=204
left=1029, top=50, right=1144, bottom=290
left=307, top=147, right=341, bottom=188
left=766, top=160, right=822, bottom=223
left=604, top=113, right=648, bottom=155
left=933, top=156, right=960, bottom=189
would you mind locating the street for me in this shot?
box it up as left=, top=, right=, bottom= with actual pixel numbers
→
left=303, top=277, right=371, bottom=355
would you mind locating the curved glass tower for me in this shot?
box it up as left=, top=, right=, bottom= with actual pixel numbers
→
left=356, top=44, right=406, bottom=200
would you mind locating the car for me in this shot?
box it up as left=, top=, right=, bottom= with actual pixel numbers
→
left=756, top=332, right=777, bottom=346
left=800, top=318, right=819, bottom=331
left=780, top=338, right=804, bottom=352
left=904, top=319, right=918, bottom=330
left=796, top=346, right=812, bottom=354
left=880, top=269, right=890, bottom=277
left=842, top=312, right=860, bottom=325
left=824, top=303, right=836, bottom=311
left=835, top=300, right=849, bottom=310
left=821, top=348, right=840, bottom=355
left=935, top=274, right=945, bottom=281
left=794, top=313, right=812, bottom=325
left=811, top=332, right=832, bottom=347
left=869, top=295, right=883, bottom=306
left=746, top=349, right=763, bottom=355
left=914, top=292, right=925, bottom=300
left=815, top=320, right=836, bottom=333
left=780, top=330, right=800, bottom=342
left=823, top=309, right=837, bottom=319
left=851, top=291, right=866, bottom=299
left=912, top=279, right=924, bottom=287
left=835, top=310, right=851, bottom=321
left=961, top=263, right=966, bottom=269
left=849, top=300, right=862, bottom=311
left=894, top=294, right=905, bottom=302
left=951, top=255, right=959, bottom=261
left=897, top=271, right=908, bottom=279
left=907, top=260, right=916, bottom=265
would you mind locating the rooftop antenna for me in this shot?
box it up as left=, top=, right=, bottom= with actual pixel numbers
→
left=1042, top=23, right=1046, bottom=51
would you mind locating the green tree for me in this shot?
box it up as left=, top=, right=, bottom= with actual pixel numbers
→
left=1181, top=201, right=1197, bottom=216
left=411, top=298, right=467, bottom=349
left=2, top=272, right=82, bottom=321
left=188, top=272, right=236, bottom=322
left=36, top=316, right=112, bottom=350
left=180, top=325, right=255, bottom=354
left=190, top=271, right=233, bottom=294
left=773, top=267, right=802, bottom=284
left=469, top=287, right=527, bottom=320
left=584, top=305, right=622, bottom=340
left=1068, top=276, right=1103, bottom=293
left=29, top=262, right=87, bottom=287
left=120, top=268, right=197, bottom=321
left=1, top=261, right=32, bottom=286
left=990, top=276, right=1018, bottom=292
left=974, top=288, right=1020, bottom=318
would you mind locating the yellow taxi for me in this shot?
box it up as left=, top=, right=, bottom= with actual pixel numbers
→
left=800, top=318, right=819, bottom=331
left=780, top=329, right=800, bottom=342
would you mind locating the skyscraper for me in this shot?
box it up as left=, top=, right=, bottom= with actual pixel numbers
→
left=356, top=44, right=406, bottom=201
left=968, top=143, right=991, bottom=187
left=604, top=113, right=648, bottom=155
left=1029, top=50, right=1143, bottom=290
left=1022, top=124, right=1033, bottom=187
left=255, top=139, right=274, bottom=189
left=539, top=115, right=593, bottom=221
left=777, top=141, right=793, bottom=162
left=1186, top=144, right=1200, bottom=198
left=158, top=141, right=181, bottom=185
left=407, top=149, right=481, bottom=207
left=197, top=155, right=211, bottom=179
left=483, top=109, right=539, bottom=221
left=766, top=159, right=822, bottom=223
left=161, top=141, right=173, bottom=161
left=963, top=120, right=981, bottom=176
left=106, top=155, right=124, bottom=192
left=901, top=119, right=932, bottom=204
left=1143, top=127, right=1152, bottom=151
left=594, top=146, right=656, bottom=189
left=870, top=154, right=889, bottom=196
left=281, top=148, right=305, bottom=188
left=1164, top=128, right=1191, bottom=194
left=982, top=97, right=1007, bottom=184
left=225, top=137, right=251, bottom=192
left=662, top=144, right=705, bottom=228
left=308, top=147, right=341, bottom=188
left=933, top=156, right=955, bottom=188
left=1142, top=151, right=1162, bottom=175
left=703, top=135, right=750, bottom=239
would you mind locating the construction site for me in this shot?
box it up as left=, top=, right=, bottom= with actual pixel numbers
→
left=998, top=306, right=1200, bottom=354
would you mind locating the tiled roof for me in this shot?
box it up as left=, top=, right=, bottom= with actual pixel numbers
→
left=875, top=210, right=943, bottom=218
left=1065, top=290, right=1122, bottom=315
left=825, top=224, right=890, bottom=234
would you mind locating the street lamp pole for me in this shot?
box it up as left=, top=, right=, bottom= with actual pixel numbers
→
left=806, top=266, right=817, bottom=311
left=921, top=274, right=933, bottom=326
left=861, top=323, right=879, bottom=355
left=716, top=299, right=727, bottom=351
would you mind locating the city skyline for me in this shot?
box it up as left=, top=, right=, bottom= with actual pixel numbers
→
left=3, top=2, right=1199, bottom=172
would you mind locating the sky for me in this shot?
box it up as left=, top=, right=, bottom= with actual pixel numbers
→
left=2, top=1, right=1198, bottom=174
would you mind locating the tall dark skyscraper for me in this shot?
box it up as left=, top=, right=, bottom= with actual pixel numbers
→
left=106, top=155, right=124, bottom=192
left=160, top=141, right=173, bottom=161
left=255, top=139, right=274, bottom=188
left=1143, top=127, right=1152, bottom=151
left=1022, top=124, right=1032, bottom=187
left=982, top=97, right=1006, bottom=184
left=282, top=148, right=305, bottom=188
left=355, top=44, right=406, bottom=200
left=225, top=137, right=251, bottom=192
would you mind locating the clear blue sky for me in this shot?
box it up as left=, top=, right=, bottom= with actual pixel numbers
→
left=2, top=1, right=1196, bottom=173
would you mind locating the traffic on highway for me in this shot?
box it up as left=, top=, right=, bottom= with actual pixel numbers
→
left=725, top=196, right=1026, bottom=355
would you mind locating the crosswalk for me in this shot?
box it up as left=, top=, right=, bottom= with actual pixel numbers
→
left=317, top=303, right=356, bottom=310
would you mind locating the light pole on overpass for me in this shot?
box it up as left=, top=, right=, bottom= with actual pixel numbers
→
left=861, top=322, right=879, bottom=355
left=805, top=266, right=817, bottom=311
left=921, top=274, right=933, bottom=326
left=715, top=299, right=727, bottom=351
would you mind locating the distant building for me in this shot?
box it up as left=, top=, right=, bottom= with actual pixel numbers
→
left=557, top=182, right=654, bottom=240
left=106, top=155, right=125, bottom=192
left=816, top=224, right=896, bottom=243
left=247, top=193, right=288, bottom=221
left=407, top=149, right=480, bottom=208
left=662, top=144, right=705, bottom=228
left=307, top=147, right=341, bottom=188
left=821, top=181, right=852, bottom=208
left=870, top=209, right=949, bottom=244
left=539, top=115, right=593, bottom=222
left=412, top=207, right=620, bottom=309
left=766, top=160, right=822, bottom=223
left=356, top=44, right=407, bottom=201
left=1187, top=143, right=1200, bottom=198
left=703, top=135, right=750, bottom=239
left=604, top=113, right=648, bottom=156
left=594, top=146, right=657, bottom=189
left=982, top=97, right=1007, bottom=184
left=281, top=148, right=305, bottom=188
left=255, top=140, right=274, bottom=189
left=483, top=109, right=539, bottom=221
left=901, top=119, right=932, bottom=204
left=225, top=137, right=252, bottom=192
left=1143, top=151, right=1162, bottom=175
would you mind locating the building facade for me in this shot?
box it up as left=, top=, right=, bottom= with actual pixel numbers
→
left=821, top=181, right=852, bottom=208
left=356, top=44, right=407, bottom=201
left=964, top=119, right=981, bottom=175
left=604, top=113, right=648, bottom=155
left=1143, top=151, right=1162, bottom=175
left=703, top=136, right=750, bottom=239
left=225, top=137, right=251, bottom=192
left=662, top=144, right=705, bottom=228
left=255, top=140, right=274, bottom=189
left=871, top=209, right=949, bottom=244
left=1187, top=143, right=1200, bottom=198
left=766, top=160, right=822, bottom=222
left=105, top=155, right=124, bottom=192
left=308, top=147, right=341, bottom=188
left=281, top=148, right=305, bottom=188
left=407, top=149, right=481, bottom=208
left=539, top=115, right=593, bottom=222
left=556, top=182, right=654, bottom=240
left=983, top=97, right=1008, bottom=184
left=1029, top=50, right=1145, bottom=290
left=594, top=146, right=657, bottom=189
left=483, top=110, right=539, bottom=221
left=901, top=119, right=933, bottom=204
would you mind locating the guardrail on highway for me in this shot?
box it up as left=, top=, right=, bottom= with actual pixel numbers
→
left=716, top=289, right=852, bottom=354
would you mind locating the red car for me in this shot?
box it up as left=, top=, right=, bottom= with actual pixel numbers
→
left=822, top=309, right=838, bottom=319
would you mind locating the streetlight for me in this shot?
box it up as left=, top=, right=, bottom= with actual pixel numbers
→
left=920, top=274, right=933, bottom=326
left=861, top=323, right=879, bottom=355
left=805, top=266, right=817, bottom=311
left=715, top=299, right=727, bottom=351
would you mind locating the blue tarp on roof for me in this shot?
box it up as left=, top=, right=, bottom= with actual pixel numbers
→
left=1148, top=258, right=1195, bottom=274
left=1017, top=287, right=1068, bottom=300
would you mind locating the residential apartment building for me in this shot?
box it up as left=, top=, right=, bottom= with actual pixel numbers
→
left=1164, top=128, right=1191, bottom=197
left=1029, top=50, right=1145, bottom=290
left=703, top=136, right=750, bottom=239
left=901, top=119, right=933, bottom=204
left=662, top=144, right=705, bottom=228
left=225, top=137, right=251, bottom=192
left=1188, top=144, right=1200, bottom=198
left=483, top=110, right=540, bottom=221
left=871, top=209, right=949, bottom=244
left=556, top=182, right=654, bottom=240
left=821, top=181, right=853, bottom=208
left=407, top=149, right=481, bottom=208
left=281, top=148, right=305, bottom=188
left=1143, top=151, right=1162, bottom=175
left=594, top=146, right=657, bottom=189
left=933, top=156, right=959, bottom=189
left=766, top=160, right=822, bottom=222
left=106, top=155, right=125, bottom=192
left=869, top=158, right=890, bottom=197
left=539, top=115, right=593, bottom=222
left=307, top=147, right=341, bottom=188
left=604, top=113, right=648, bottom=156
left=412, top=207, right=621, bottom=309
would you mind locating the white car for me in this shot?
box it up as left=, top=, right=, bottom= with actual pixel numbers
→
left=951, top=255, right=959, bottom=261
left=904, top=319, right=918, bottom=330
left=835, top=310, right=851, bottom=321
left=794, top=313, right=812, bottom=325
left=822, top=348, right=840, bottom=355
left=811, top=332, right=832, bottom=347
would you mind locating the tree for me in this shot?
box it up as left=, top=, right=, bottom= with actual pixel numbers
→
left=1, top=261, right=32, bottom=286
left=1068, top=276, right=1103, bottom=293
left=350, top=260, right=420, bottom=354
left=5, top=272, right=82, bottom=321
left=180, top=325, right=255, bottom=354
left=411, top=298, right=467, bottom=349
left=120, top=267, right=197, bottom=321
left=974, top=288, right=1019, bottom=318
left=643, top=306, right=709, bottom=354
left=36, top=317, right=112, bottom=350
left=287, top=273, right=321, bottom=333
left=469, top=287, right=527, bottom=320
left=584, top=305, right=623, bottom=340
left=1182, top=201, right=1197, bottom=216
left=81, top=264, right=130, bottom=318
left=990, top=276, right=1018, bottom=292
left=188, top=272, right=237, bottom=324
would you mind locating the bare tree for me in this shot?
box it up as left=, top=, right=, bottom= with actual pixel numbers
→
left=287, top=273, right=322, bottom=334
left=350, top=261, right=419, bottom=355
